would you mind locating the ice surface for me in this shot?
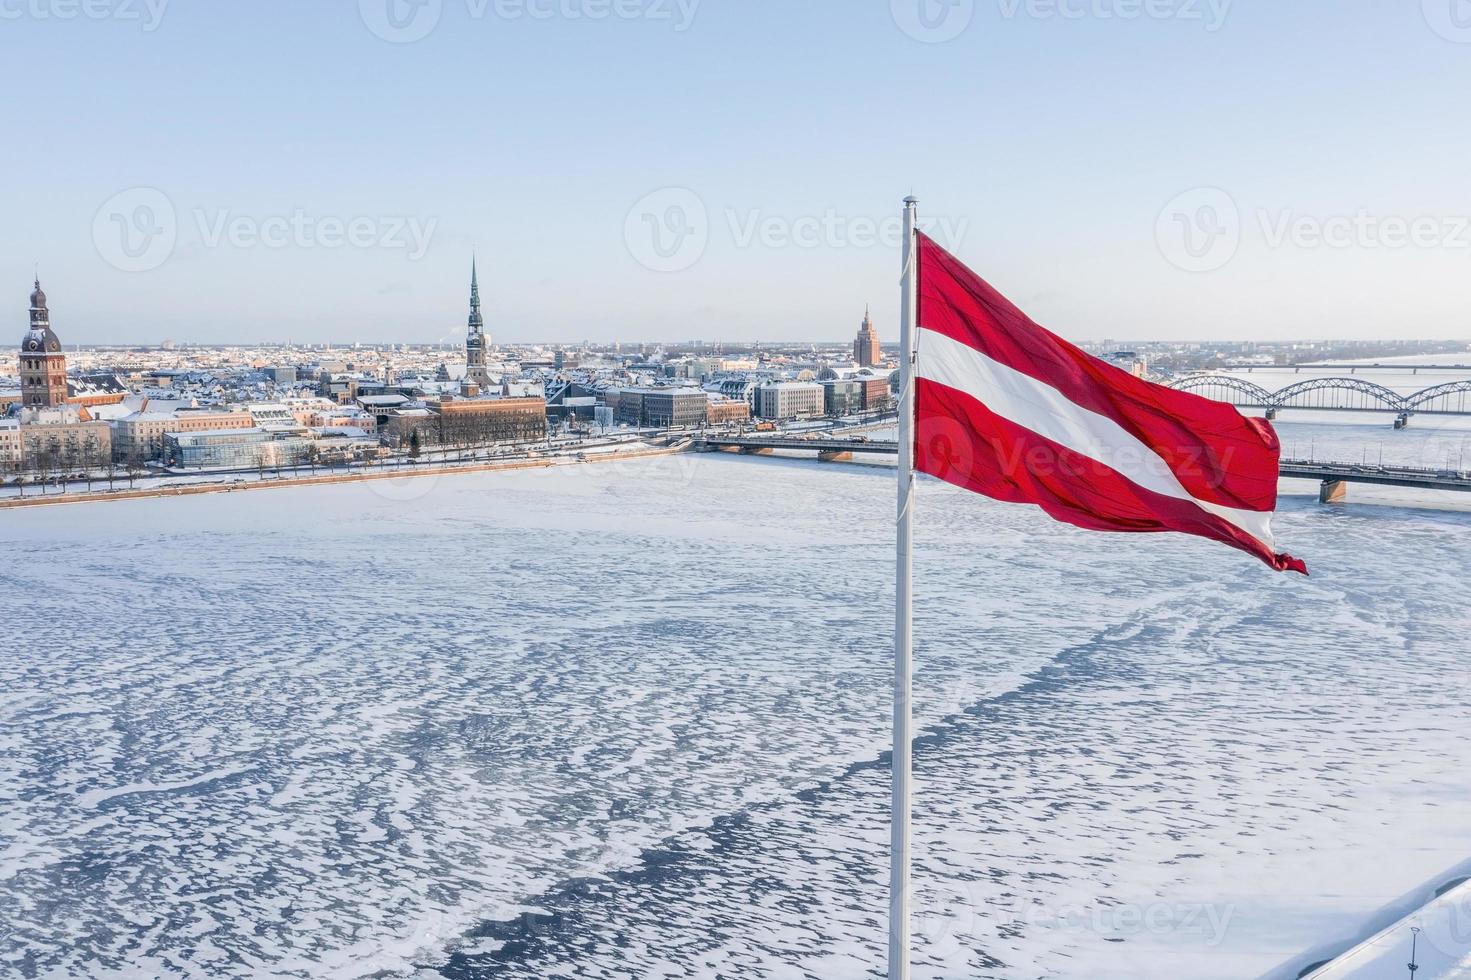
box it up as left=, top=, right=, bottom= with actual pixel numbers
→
left=2, top=431, right=1469, bottom=979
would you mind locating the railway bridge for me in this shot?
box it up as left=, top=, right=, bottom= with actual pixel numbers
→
left=1164, top=375, right=1471, bottom=427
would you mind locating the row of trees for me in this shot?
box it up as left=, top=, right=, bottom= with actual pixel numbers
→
left=0, top=436, right=153, bottom=497
left=394, top=409, right=548, bottom=461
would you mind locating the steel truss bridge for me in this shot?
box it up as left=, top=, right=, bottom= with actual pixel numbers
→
left=697, top=436, right=1471, bottom=500
left=1164, top=375, right=1471, bottom=422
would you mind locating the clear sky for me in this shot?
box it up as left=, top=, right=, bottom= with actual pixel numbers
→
left=4, top=0, right=1470, bottom=346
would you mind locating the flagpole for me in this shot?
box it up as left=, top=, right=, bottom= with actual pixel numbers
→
left=889, top=195, right=919, bottom=980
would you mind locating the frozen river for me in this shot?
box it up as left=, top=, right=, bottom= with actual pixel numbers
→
left=2, top=419, right=1470, bottom=979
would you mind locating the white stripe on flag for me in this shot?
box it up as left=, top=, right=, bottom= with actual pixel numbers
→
left=917, top=328, right=1278, bottom=548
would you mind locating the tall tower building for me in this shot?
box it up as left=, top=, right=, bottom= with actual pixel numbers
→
left=464, top=258, right=492, bottom=389
left=19, top=278, right=67, bottom=408
left=854, top=306, right=882, bottom=368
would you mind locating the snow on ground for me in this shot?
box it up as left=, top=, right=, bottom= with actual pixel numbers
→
left=1, top=429, right=1469, bottom=980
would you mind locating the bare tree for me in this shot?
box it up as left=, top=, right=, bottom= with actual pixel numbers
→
left=33, top=448, right=52, bottom=495
left=125, top=450, right=143, bottom=489
left=81, top=437, right=99, bottom=492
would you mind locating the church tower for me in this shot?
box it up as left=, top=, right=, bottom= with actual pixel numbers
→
left=19, top=278, right=67, bottom=407
left=464, top=259, right=492, bottom=389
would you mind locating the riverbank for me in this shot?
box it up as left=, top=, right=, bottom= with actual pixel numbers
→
left=0, top=441, right=687, bottom=511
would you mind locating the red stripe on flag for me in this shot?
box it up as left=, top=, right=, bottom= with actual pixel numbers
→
left=916, top=232, right=1282, bottom=516
left=916, top=378, right=1308, bottom=574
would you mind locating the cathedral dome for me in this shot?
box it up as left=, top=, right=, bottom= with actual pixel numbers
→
left=21, top=326, right=60, bottom=353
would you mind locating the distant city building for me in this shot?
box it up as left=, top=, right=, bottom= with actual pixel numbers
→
left=0, top=418, right=21, bottom=467
left=166, top=428, right=277, bottom=468
left=15, top=406, right=112, bottom=467
left=854, top=307, right=882, bottom=368
left=705, top=396, right=751, bottom=426
left=246, top=404, right=300, bottom=431
left=858, top=375, right=892, bottom=411
left=821, top=378, right=863, bottom=416
left=464, top=259, right=492, bottom=391
left=18, top=279, right=67, bottom=408
left=67, top=373, right=128, bottom=409
left=638, top=388, right=706, bottom=426
left=756, top=381, right=824, bottom=419
left=384, top=395, right=548, bottom=450
left=113, top=407, right=255, bottom=462
left=613, top=388, right=707, bottom=428
left=1103, top=351, right=1148, bottom=378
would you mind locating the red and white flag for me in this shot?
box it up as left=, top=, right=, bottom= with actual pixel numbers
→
left=912, top=231, right=1307, bottom=574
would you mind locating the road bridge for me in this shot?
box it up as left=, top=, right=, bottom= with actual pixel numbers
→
left=698, top=437, right=1471, bottom=503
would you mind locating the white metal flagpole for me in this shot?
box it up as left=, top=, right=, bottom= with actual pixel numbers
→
left=889, top=195, right=919, bottom=980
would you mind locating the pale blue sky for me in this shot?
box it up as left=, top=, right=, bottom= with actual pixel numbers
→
left=4, top=0, right=1470, bottom=345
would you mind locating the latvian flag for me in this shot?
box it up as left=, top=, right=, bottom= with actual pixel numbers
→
left=913, top=232, right=1307, bottom=574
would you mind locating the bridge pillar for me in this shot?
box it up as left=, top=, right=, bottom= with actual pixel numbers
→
left=818, top=450, right=854, bottom=462
left=1394, top=413, right=1411, bottom=430
left=1319, top=479, right=1347, bottom=504
left=1265, top=407, right=1278, bottom=421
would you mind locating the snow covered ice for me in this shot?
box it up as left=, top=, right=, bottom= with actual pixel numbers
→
left=2, top=425, right=1470, bottom=979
